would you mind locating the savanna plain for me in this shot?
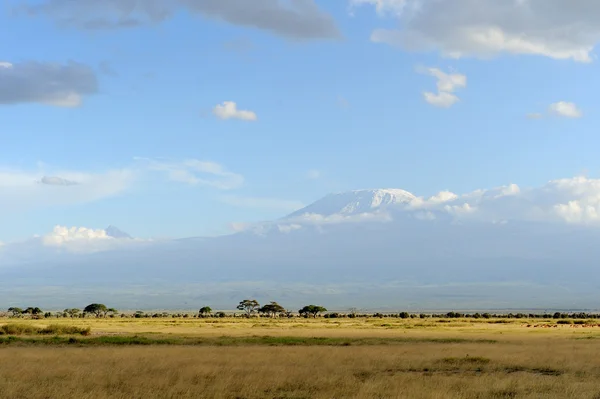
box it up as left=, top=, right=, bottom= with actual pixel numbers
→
left=2, top=316, right=600, bottom=398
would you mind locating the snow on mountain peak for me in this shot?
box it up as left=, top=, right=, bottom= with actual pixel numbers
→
left=286, top=188, right=416, bottom=218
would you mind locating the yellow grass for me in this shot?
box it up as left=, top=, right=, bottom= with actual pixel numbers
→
left=2, top=317, right=600, bottom=398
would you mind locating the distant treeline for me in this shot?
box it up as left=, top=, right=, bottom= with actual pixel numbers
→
left=3, top=302, right=600, bottom=320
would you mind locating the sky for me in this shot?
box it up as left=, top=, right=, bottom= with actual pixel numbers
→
left=2, top=0, right=600, bottom=243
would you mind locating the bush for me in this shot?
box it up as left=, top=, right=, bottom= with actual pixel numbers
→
left=0, top=324, right=39, bottom=335
left=0, top=323, right=91, bottom=336
left=557, top=319, right=573, bottom=325
left=39, top=325, right=91, bottom=336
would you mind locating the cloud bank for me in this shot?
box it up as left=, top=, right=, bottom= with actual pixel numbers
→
left=355, top=0, right=600, bottom=62
left=0, top=61, right=97, bottom=106
left=18, top=0, right=340, bottom=40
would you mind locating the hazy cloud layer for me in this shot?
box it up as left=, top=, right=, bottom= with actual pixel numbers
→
left=221, top=195, right=304, bottom=212
left=355, top=0, right=600, bottom=62
left=0, top=61, right=97, bottom=106
left=18, top=0, right=340, bottom=39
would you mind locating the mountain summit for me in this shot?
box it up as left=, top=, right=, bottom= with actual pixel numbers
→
left=105, top=225, right=132, bottom=239
left=286, top=189, right=416, bottom=218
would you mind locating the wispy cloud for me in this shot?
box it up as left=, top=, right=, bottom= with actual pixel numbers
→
left=136, top=157, right=244, bottom=190
left=306, top=170, right=321, bottom=180
left=0, top=166, right=133, bottom=214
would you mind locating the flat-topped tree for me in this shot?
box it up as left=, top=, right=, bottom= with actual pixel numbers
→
left=199, top=306, right=212, bottom=317
left=237, top=300, right=260, bottom=317
left=299, top=305, right=327, bottom=318
left=83, top=303, right=108, bottom=318
left=23, top=307, right=43, bottom=315
left=259, top=302, right=285, bottom=318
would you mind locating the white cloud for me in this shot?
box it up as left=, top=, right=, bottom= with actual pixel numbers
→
left=136, top=158, right=244, bottom=190
left=356, top=0, right=600, bottom=62
left=549, top=102, right=583, bottom=118
left=2, top=225, right=152, bottom=254
left=221, top=196, right=304, bottom=212
left=0, top=61, right=97, bottom=107
left=420, top=67, right=466, bottom=108
left=213, top=101, right=257, bottom=121
left=423, top=91, right=460, bottom=108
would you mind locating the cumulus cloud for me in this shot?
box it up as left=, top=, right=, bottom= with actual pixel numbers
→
left=0, top=61, right=97, bottom=107
left=212, top=101, right=257, bottom=121
left=419, top=67, right=466, bottom=108
left=18, top=0, right=339, bottom=40
left=136, top=157, right=244, bottom=190
left=549, top=101, right=583, bottom=118
left=221, top=196, right=304, bottom=212
left=355, top=0, right=600, bottom=62
left=3, top=225, right=151, bottom=254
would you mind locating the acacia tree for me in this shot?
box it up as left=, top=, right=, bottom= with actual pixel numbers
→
left=299, top=305, right=327, bottom=318
left=199, top=306, right=212, bottom=317
left=7, top=307, right=22, bottom=317
left=64, top=308, right=81, bottom=318
left=259, top=302, right=285, bottom=318
left=84, top=303, right=108, bottom=318
left=23, top=307, right=43, bottom=315
left=237, top=300, right=260, bottom=317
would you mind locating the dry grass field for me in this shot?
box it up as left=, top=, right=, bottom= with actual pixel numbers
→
left=2, top=317, right=600, bottom=398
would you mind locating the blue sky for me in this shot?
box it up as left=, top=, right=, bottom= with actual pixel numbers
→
left=2, top=0, right=600, bottom=242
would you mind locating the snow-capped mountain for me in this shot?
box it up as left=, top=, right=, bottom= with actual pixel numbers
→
left=286, top=189, right=416, bottom=218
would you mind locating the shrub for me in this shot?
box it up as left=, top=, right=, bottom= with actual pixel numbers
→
left=39, top=325, right=91, bottom=336
left=556, top=319, right=573, bottom=325
left=0, top=324, right=38, bottom=335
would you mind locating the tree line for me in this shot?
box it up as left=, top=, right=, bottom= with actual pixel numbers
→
left=5, top=302, right=600, bottom=320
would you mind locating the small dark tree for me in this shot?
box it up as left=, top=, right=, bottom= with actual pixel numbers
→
left=299, top=305, right=327, bottom=318
left=237, top=300, right=260, bottom=317
left=23, top=307, right=43, bottom=315
left=84, top=303, right=108, bottom=318
left=199, top=306, right=212, bottom=317
left=259, top=302, right=285, bottom=318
